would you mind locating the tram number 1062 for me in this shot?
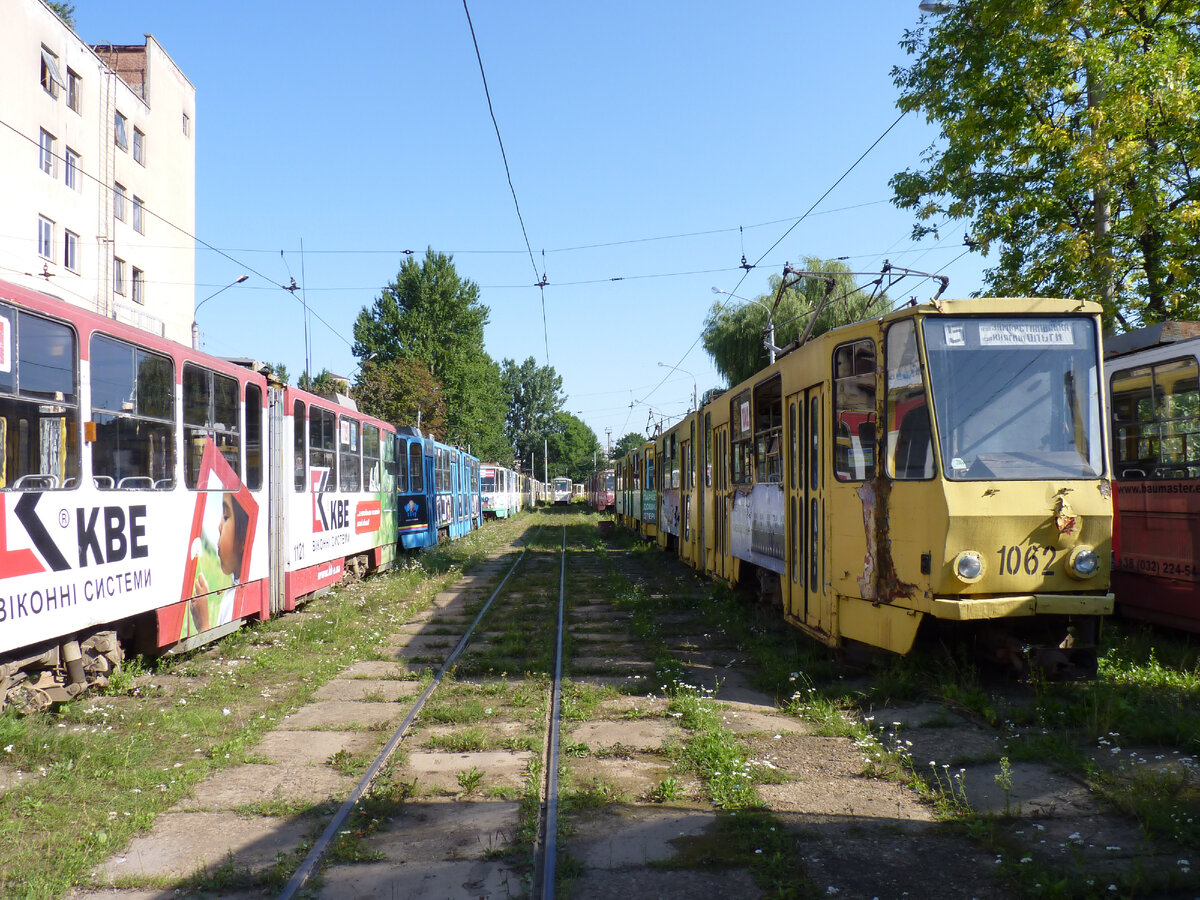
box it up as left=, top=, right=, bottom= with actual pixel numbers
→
left=996, top=544, right=1058, bottom=577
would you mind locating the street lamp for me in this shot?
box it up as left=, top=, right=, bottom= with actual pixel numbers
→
left=192, top=275, right=249, bottom=349
left=657, top=362, right=697, bottom=412
left=711, top=286, right=781, bottom=364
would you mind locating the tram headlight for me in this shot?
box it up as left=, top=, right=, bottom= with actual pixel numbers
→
left=1066, top=545, right=1100, bottom=580
left=953, top=550, right=985, bottom=583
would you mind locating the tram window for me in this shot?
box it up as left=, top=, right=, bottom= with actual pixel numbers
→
left=730, top=391, right=753, bottom=484
left=834, top=340, right=877, bottom=481
left=362, top=423, right=380, bottom=491
left=410, top=442, right=424, bottom=492
left=1112, top=357, right=1200, bottom=479
left=309, top=405, right=337, bottom=491
left=754, top=375, right=783, bottom=483
left=90, top=334, right=174, bottom=489
left=182, top=364, right=240, bottom=489
left=0, top=305, right=80, bottom=491
left=395, top=436, right=408, bottom=491
left=645, top=450, right=655, bottom=491
left=809, top=396, right=820, bottom=491
left=886, top=321, right=934, bottom=480
left=293, top=400, right=306, bottom=491
left=705, top=413, right=712, bottom=487
left=340, top=416, right=361, bottom=491
left=789, top=401, right=798, bottom=487
left=245, top=383, right=262, bottom=490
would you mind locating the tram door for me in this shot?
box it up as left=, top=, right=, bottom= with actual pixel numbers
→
left=785, top=387, right=827, bottom=635
left=710, top=422, right=730, bottom=581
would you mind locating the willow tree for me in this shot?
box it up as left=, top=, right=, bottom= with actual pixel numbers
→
left=893, top=0, right=1200, bottom=328
left=702, top=257, right=891, bottom=387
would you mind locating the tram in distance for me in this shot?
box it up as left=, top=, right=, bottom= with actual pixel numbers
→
left=588, top=467, right=615, bottom=512
left=1105, top=321, right=1200, bottom=634
left=0, top=278, right=485, bottom=711
left=613, top=296, right=1114, bottom=677
left=551, top=476, right=572, bottom=505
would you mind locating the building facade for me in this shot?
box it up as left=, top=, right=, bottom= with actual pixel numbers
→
left=0, top=0, right=195, bottom=343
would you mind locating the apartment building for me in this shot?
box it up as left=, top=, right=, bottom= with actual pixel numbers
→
left=0, top=0, right=196, bottom=343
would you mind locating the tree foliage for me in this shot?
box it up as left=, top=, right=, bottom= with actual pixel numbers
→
left=48, top=2, right=74, bottom=27
left=500, top=356, right=565, bottom=466
left=352, top=357, right=446, bottom=436
left=548, top=412, right=602, bottom=483
left=703, top=258, right=891, bottom=386
left=298, top=368, right=341, bottom=394
left=892, top=0, right=1200, bottom=328
left=613, top=431, right=647, bottom=459
left=352, top=248, right=507, bottom=457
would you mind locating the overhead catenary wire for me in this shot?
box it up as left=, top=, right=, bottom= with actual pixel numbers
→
left=462, top=0, right=551, bottom=366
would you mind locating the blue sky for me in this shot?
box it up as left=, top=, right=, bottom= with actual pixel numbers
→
left=73, top=1, right=986, bottom=457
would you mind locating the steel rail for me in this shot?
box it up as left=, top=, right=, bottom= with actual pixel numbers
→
left=532, top=525, right=567, bottom=900
left=280, top=527, right=542, bottom=899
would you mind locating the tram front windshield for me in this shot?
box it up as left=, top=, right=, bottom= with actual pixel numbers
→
left=922, top=316, right=1103, bottom=481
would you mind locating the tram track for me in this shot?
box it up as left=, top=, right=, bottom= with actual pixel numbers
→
left=51, top=507, right=1200, bottom=900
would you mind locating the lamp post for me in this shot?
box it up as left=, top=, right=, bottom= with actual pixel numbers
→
left=711, top=286, right=779, bottom=364
left=192, top=275, right=249, bottom=349
left=657, top=362, right=697, bottom=412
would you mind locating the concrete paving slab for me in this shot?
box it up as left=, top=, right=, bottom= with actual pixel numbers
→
left=403, top=750, right=535, bottom=793
left=957, top=760, right=1096, bottom=816
left=571, top=657, right=654, bottom=674
left=760, top=776, right=937, bottom=822
left=253, top=729, right=383, bottom=765
left=569, top=718, right=677, bottom=751
left=312, top=678, right=422, bottom=702
left=367, top=799, right=520, bottom=861
left=277, top=700, right=400, bottom=731
left=569, top=756, right=685, bottom=802
left=317, top=857, right=522, bottom=899
left=172, top=763, right=355, bottom=811
left=718, top=705, right=809, bottom=735
left=338, top=660, right=410, bottom=680
left=568, top=866, right=760, bottom=900
left=94, top=811, right=312, bottom=881
left=568, top=807, right=719, bottom=869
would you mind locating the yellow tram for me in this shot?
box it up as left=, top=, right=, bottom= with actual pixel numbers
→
left=621, top=297, right=1113, bottom=675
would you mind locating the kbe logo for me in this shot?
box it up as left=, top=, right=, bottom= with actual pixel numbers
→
left=309, top=469, right=349, bottom=533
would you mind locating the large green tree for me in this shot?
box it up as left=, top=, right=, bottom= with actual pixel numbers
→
left=702, top=258, right=890, bottom=387
left=352, top=249, right=506, bottom=456
left=500, top=356, right=564, bottom=466
left=548, top=412, right=603, bottom=483
left=613, top=431, right=647, bottom=459
left=892, top=0, right=1200, bottom=328
left=352, top=357, right=446, bottom=437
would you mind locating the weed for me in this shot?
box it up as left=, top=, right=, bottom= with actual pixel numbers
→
left=457, top=765, right=486, bottom=794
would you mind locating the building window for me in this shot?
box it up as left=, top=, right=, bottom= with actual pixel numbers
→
left=63, top=229, right=79, bottom=272
left=39, top=129, right=56, bottom=176
left=114, top=183, right=126, bottom=221
left=67, top=68, right=81, bottom=112
left=114, top=111, right=128, bottom=149
left=133, top=128, right=145, bottom=165
left=114, top=257, right=126, bottom=294
left=40, top=47, right=64, bottom=98
left=132, top=267, right=145, bottom=305
left=132, top=196, right=144, bottom=233
left=65, top=148, right=79, bottom=190
left=38, top=216, right=54, bottom=259
left=182, top=112, right=190, bottom=136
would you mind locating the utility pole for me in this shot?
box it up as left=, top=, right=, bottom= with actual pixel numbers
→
left=605, top=427, right=612, bottom=457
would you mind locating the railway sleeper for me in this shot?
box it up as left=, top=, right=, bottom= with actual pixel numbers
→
left=0, top=630, right=123, bottom=714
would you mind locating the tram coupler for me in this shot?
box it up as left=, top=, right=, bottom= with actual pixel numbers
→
left=1024, top=643, right=1099, bottom=681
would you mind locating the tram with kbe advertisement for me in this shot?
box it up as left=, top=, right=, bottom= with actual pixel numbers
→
left=616, top=296, right=1113, bottom=676
left=0, top=278, right=480, bottom=710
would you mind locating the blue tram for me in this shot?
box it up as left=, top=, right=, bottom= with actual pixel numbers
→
left=395, top=427, right=481, bottom=548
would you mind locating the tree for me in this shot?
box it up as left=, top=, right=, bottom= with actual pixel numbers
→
left=548, top=413, right=602, bottom=483
left=703, top=258, right=890, bottom=386
left=264, top=362, right=289, bottom=385
left=352, top=248, right=507, bottom=456
left=500, top=356, right=564, bottom=465
left=892, top=1, right=1200, bottom=328
left=298, top=369, right=341, bottom=394
left=613, top=431, right=647, bottom=459
left=48, top=2, right=75, bottom=27
left=352, top=357, right=446, bottom=435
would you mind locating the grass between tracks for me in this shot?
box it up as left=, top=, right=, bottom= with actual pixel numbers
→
left=0, top=512, right=533, bottom=900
